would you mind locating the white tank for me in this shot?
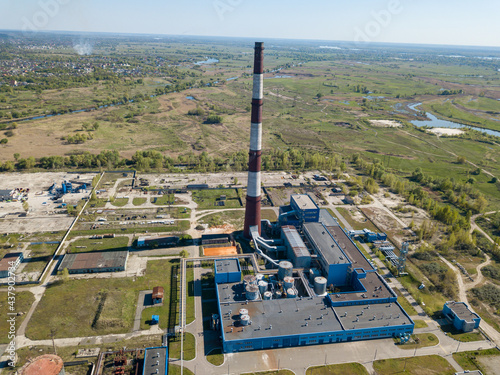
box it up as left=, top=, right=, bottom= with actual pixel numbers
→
left=263, top=291, right=272, bottom=300
left=239, top=308, right=248, bottom=317
left=283, top=276, right=294, bottom=289
left=314, top=276, right=327, bottom=295
left=286, top=288, right=297, bottom=298
left=245, top=284, right=259, bottom=300
left=258, top=280, right=268, bottom=295
left=240, top=314, right=250, bottom=326
left=278, top=261, right=293, bottom=280
left=256, top=273, right=265, bottom=282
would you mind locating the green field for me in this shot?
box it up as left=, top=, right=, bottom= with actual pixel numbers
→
left=192, top=189, right=242, bottom=209
left=27, top=259, right=179, bottom=339
left=306, top=362, right=369, bottom=375
left=394, top=333, right=439, bottom=350
left=67, top=236, right=129, bottom=252
left=0, top=291, right=35, bottom=344
left=169, top=332, right=196, bottom=361
left=374, top=355, right=455, bottom=375
left=206, top=349, right=224, bottom=366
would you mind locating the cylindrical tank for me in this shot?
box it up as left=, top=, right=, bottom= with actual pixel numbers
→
left=239, top=308, right=248, bottom=317
left=278, top=261, right=293, bottom=280
left=309, top=268, right=321, bottom=283
left=19, top=354, right=65, bottom=375
left=283, top=276, right=294, bottom=289
left=245, top=284, right=259, bottom=300
left=263, top=291, right=272, bottom=300
left=243, top=274, right=257, bottom=285
left=275, top=290, right=282, bottom=299
left=286, top=288, right=297, bottom=298
left=258, top=280, right=268, bottom=295
left=240, top=314, right=250, bottom=326
left=256, top=273, right=265, bottom=282
left=314, top=276, right=327, bottom=295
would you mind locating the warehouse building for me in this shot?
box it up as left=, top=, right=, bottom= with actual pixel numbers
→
left=0, top=252, right=23, bottom=278
left=281, top=226, right=311, bottom=269
left=215, top=258, right=242, bottom=284
left=58, top=251, right=128, bottom=274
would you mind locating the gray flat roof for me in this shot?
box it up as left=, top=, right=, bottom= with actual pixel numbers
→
left=330, top=272, right=396, bottom=302
left=58, top=251, right=128, bottom=271
left=319, top=209, right=338, bottom=227
left=335, top=302, right=413, bottom=330
left=447, top=301, right=479, bottom=322
left=282, top=226, right=311, bottom=259
left=218, top=282, right=254, bottom=303
left=304, top=222, right=349, bottom=265
left=220, top=297, right=342, bottom=341
left=216, top=259, right=240, bottom=274
left=144, top=347, right=167, bottom=375
left=325, top=225, right=373, bottom=271
left=291, top=194, right=317, bottom=211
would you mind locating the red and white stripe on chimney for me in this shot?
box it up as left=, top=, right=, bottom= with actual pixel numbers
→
left=244, top=42, right=264, bottom=239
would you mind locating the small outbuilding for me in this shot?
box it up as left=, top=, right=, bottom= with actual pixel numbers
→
left=152, top=286, right=164, bottom=304
left=443, top=301, right=481, bottom=332
left=151, top=315, right=159, bottom=325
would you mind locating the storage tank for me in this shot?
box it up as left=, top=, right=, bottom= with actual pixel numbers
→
left=278, top=261, right=293, bottom=280
left=245, top=284, right=259, bottom=300
left=258, top=280, right=268, bottom=295
left=283, top=276, right=294, bottom=290
left=19, top=354, right=65, bottom=375
left=275, top=290, right=282, bottom=299
left=263, top=291, right=272, bottom=300
left=239, top=308, right=248, bottom=317
left=243, top=274, right=257, bottom=285
left=308, top=268, right=321, bottom=283
left=314, top=276, right=327, bottom=295
left=255, top=273, right=265, bottom=282
left=286, top=288, right=297, bottom=298
left=240, top=314, right=250, bottom=326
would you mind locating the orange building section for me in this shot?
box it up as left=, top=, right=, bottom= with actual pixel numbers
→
left=203, top=246, right=238, bottom=256
left=19, top=354, right=64, bottom=375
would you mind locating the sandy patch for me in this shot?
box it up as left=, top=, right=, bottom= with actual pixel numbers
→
left=369, top=120, right=402, bottom=128
left=427, top=127, right=464, bottom=136
left=203, top=246, right=238, bottom=256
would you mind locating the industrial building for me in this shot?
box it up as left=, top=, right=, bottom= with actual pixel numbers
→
left=142, top=346, right=167, bottom=375
left=215, top=192, right=413, bottom=353
left=136, top=236, right=179, bottom=248
left=58, top=251, right=128, bottom=274
left=0, top=252, right=23, bottom=278
left=152, top=286, right=164, bottom=305
left=443, top=301, right=481, bottom=332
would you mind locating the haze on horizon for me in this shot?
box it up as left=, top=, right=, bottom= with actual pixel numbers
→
left=1, top=0, right=500, bottom=48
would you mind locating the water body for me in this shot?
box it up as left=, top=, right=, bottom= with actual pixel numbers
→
left=409, top=103, right=500, bottom=138
left=195, top=58, right=219, bottom=65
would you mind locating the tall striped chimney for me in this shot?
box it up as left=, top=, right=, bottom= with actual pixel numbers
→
left=244, top=42, right=264, bottom=239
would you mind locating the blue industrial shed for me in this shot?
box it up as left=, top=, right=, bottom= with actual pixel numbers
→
left=215, top=259, right=241, bottom=284
left=443, top=301, right=480, bottom=332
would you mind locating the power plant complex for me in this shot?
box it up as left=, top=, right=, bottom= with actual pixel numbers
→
left=212, top=42, right=415, bottom=353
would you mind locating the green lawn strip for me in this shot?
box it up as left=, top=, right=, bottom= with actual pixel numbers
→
left=67, top=236, right=129, bottom=253
left=168, top=365, right=195, bottom=375
left=453, top=348, right=500, bottom=373
left=199, top=210, right=244, bottom=230
left=27, top=259, right=178, bottom=339
left=373, top=355, right=455, bottom=374
left=111, top=198, right=129, bottom=207
left=192, top=189, right=242, bottom=209
left=261, top=208, right=278, bottom=222
left=394, top=333, right=439, bottom=350
left=22, top=243, right=58, bottom=273
left=132, top=197, right=147, bottom=206
left=206, top=348, right=224, bottom=366
left=168, top=332, right=196, bottom=360
left=306, top=362, right=369, bottom=375
left=71, top=220, right=190, bottom=236
left=413, top=320, right=428, bottom=329
left=394, top=289, right=418, bottom=316
left=441, top=324, right=484, bottom=342
left=242, top=371, right=295, bottom=375
left=0, top=291, right=35, bottom=344
left=186, top=265, right=195, bottom=324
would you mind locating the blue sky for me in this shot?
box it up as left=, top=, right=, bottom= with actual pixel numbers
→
left=2, top=0, right=499, bottom=47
